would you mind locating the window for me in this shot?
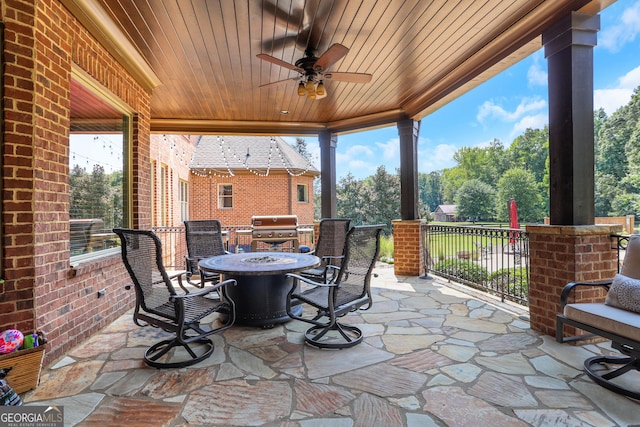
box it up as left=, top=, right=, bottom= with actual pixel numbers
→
left=218, top=184, right=233, bottom=209
left=297, top=184, right=308, bottom=203
left=160, top=165, right=168, bottom=226
left=179, top=179, right=189, bottom=222
left=151, top=160, right=156, bottom=226
left=69, top=68, right=131, bottom=260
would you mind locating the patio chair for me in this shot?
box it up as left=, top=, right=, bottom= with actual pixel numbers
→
left=114, top=228, right=236, bottom=368
left=556, top=234, right=640, bottom=399
left=299, top=218, right=351, bottom=282
left=286, top=224, right=385, bottom=349
left=184, top=219, right=230, bottom=287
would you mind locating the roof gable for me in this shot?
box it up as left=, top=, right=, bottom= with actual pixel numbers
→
left=191, top=136, right=319, bottom=176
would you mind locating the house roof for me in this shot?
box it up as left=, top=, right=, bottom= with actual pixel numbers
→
left=436, top=205, right=457, bottom=214
left=190, top=135, right=320, bottom=176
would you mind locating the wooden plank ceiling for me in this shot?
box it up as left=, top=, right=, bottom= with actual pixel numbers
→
left=67, top=0, right=612, bottom=135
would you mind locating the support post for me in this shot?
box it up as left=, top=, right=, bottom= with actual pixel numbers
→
left=397, top=119, right=420, bottom=220
left=319, top=131, right=337, bottom=218
left=544, top=12, right=599, bottom=225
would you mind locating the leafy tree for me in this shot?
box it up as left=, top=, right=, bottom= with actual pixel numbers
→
left=454, top=179, right=496, bottom=221
left=360, top=166, right=400, bottom=234
left=495, top=168, right=544, bottom=223
left=507, top=127, right=548, bottom=183
left=336, top=173, right=366, bottom=225
left=418, top=171, right=443, bottom=214
left=442, top=140, right=506, bottom=202
left=596, top=87, right=640, bottom=217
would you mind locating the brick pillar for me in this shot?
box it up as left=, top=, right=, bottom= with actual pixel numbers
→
left=527, top=224, right=620, bottom=336
left=392, top=219, right=426, bottom=276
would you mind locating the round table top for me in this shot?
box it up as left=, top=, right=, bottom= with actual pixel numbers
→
left=198, top=252, right=320, bottom=276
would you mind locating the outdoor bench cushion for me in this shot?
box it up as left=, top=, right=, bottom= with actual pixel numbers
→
left=564, top=302, right=640, bottom=343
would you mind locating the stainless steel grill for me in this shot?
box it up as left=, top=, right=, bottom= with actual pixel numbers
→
left=251, top=215, right=299, bottom=251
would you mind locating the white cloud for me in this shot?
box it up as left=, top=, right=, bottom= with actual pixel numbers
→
left=511, top=113, right=548, bottom=137
left=476, top=97, right=547, bottom=124
left=594, top=65, right=640, bottom=114
left=419, top=143, right=458, bottom=173
left=599, top=1, right=640, bottom=52
left=375, top=138, right=399, bottom=160
left=527, top=54, right=547, bottom=87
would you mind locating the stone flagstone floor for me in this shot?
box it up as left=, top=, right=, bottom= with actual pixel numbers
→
left=21, top=265, right=640, bottom=426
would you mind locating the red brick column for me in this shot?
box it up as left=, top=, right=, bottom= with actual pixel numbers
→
left=392, top=220, right=426, bottom=276
left=527, top=225, right=620, bottom=336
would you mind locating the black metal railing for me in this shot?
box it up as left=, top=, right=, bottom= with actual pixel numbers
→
left=152, top=224, right=315, bottom=270
left=422, top=224, right=530, bottom=305
left=612, top=233, right=630, bottom=273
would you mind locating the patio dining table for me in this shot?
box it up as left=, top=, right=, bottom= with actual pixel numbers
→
left=198, top=252, right=320, bottom=327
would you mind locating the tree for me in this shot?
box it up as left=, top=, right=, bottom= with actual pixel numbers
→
left=418, top=171, right=443, bottom=216
left=360, top=166, right=400, bottom=234
left=495, top=168, right=544, bottom=223
left=441, top=140, right=506, bottom=202
left=507, top=127, right=548, bottom=184
left=595, top=87, right=640, bottom=217
left=336, top=173, right=366, bottom=225
left=454, top=179, right=496, bottom=221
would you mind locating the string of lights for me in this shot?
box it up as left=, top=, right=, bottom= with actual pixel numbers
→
left=70, top=135, right=123, bottom=173
left=190, top=136, right=315, bottom=178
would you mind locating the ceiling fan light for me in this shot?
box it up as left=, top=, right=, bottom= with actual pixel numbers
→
left=316, top=81, right=325, bottom=96
left=305, top=79, right=315, bottom=95
left=297, top=82, right=306, bottom=96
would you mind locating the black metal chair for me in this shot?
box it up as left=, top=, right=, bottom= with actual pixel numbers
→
left=114, top=228, right=235, bottom=368
left=184, top=219, right=229, bottom=287
left=286, top=224, right=384, bottom=349
left=299, top=218, right=351, bottom=282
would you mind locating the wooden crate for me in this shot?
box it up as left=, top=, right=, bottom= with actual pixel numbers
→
left=0, top=346, right=45, bottom=394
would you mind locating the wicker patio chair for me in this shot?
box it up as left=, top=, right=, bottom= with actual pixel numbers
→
left=184, top=219, right=230, bottom=287
left=286, top=224, right=384, bottom=349
left=299, top=218, right=351, bottom=283
left=114, top=228, right=236, bottom=368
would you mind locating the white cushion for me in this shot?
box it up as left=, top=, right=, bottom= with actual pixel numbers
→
left=605, top=274, right=640, bottom=313
left=564, top=302, right=640, bottom=342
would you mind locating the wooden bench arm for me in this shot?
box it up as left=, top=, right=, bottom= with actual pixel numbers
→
left=560, top=280, right=613, bottom=308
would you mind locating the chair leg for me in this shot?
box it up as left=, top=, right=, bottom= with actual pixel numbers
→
left=144, top=337, right=214, bottom=369
left=584, top=355, right=640, bottom=400
left=304, top=321, right=364, bottom=349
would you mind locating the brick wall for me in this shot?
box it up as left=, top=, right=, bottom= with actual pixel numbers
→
left=2, top=0, right=152, bottom=364
left=392, top=220, right=425, bottom=276
left=527, top=225, right=619, bottom=337
left=189, top=171, right=316, bottom=226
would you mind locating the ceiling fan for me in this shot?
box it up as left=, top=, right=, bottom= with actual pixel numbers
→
left=257, top=43, right=372, bottom=100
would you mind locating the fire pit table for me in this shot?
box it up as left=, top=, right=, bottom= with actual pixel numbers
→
left=198, top=252, right=320, bottom=327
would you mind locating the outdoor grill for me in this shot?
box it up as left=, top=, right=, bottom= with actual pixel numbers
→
left=251, top=215, right=299, bottom=252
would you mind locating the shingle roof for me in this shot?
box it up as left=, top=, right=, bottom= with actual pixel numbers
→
left=436, top=204, right=457, bottom=214
left=190, top=136, right=319, bottom=176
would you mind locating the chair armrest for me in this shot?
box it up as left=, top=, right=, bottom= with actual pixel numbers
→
left=286, top=273, right=338, bottom=287
left=560, top=280, right=613, bottom=308
left=321, top=255, right=344, bottom=263
left=171, top=278, right=237, bottom=300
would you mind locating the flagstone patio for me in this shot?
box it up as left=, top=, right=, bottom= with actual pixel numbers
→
left=22, top=265, right=639, bottom=426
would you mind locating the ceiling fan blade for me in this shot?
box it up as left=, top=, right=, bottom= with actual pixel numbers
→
left=259, top=78, right=298, bottom=89
left=257, top=53, right=303, bottom=73
left=314, top=43, right=349, bottom=70
left=324, top=72, right=372, bottom=83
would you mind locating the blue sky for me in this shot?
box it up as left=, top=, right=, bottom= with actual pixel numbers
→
left=288, top=0, right=640, bottom=181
